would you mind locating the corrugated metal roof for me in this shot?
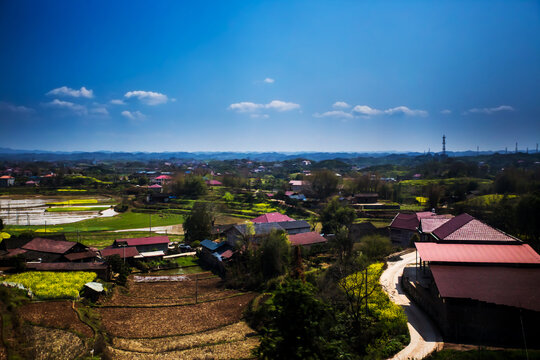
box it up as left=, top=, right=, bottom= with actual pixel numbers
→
left=416, top=242, right=540, bottom=264
left=100, top=247, right=140, bottom=259
left=289, top=232, right=327, bottom=246
left=115, top=236, right=169, bottom=247
left=431, top=265, right=540, bottom=312
left=64, top=250, right=97, bottom=261
left=22, top=238, right=77, bottom=254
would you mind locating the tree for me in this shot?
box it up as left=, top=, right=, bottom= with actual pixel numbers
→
left=357, top=235, right=392, bottom=260
left=320, top=197, right=356, bottom=234
left=256, top=280, right=336, bottom=360
left=258, top=230, right=291, bottom=280
left=516, top=193, right=540, bottom=245
left=183, top=202, right=215, bottom=243
left=169, top=175, right=207, bottom=197
left=330, top=226, right=354, bottom=262
left=309, top=170, right=339, bottom=199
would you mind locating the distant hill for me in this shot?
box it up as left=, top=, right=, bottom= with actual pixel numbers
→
left=0, top=147, right=509, bottom=162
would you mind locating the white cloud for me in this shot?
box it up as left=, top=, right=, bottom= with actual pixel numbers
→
left=229, top=100, right=300, bottom=113
left=352, top=105, right=383, bottom=116
left=90, top=107, right=109, bottom=116
left=46, top=86, right=93, bottom=98
left=263, top=78, right=275, bottom=84
left=45, top=99, right=87, bottom=115
left=124, top=90, right=168, bottom=105
left=352, top=105, right=428, bottom=117
left=0, top=101, right=34, bottom=114
left=121, top=110, right=145, bottom=120
left=313, top=110, right=353, bottom=119
left=332, top=101, right=350, bottom=109
left=265, top=100, right=300, bottom=112
left=464, top=105, right=515, bottom=115
left=110, top=99, right=126, bottom=105
left=440, top=109, right=452, bottom=115
left=229, top=102, right=265, bottom=113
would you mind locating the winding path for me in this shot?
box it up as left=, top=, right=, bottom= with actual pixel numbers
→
left=380, top=252, right=444, bottom=360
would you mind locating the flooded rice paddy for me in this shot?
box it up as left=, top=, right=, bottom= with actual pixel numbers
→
left=0, top=195, right=118, bottom=225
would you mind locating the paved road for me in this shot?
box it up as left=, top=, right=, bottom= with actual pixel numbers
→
left=380, top=252, right=444, bottom=360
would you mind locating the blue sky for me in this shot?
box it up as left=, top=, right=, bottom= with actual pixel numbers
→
left=0, top=1, right=539, bottom=152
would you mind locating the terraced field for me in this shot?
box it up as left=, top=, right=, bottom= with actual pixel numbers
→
left=99, top=272, right=258, bottom=359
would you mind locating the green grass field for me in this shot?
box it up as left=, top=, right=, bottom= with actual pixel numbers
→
left=6, top=210, right=184, bottom=233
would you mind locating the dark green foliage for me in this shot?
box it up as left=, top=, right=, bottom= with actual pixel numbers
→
left=320, top=197, right=356, bottom=234
left=357, top=235, right=393, bottom=261
left=256, top=279, right=344, bottom=360
left=183, top=201, right=215, bottom=243
left=170, top=175, right=207, bottom=197
left=226, top=229, right=291, bottom=289
left=516, top=193, right=540, bottom=243
left=106, top=254, right=131, bottom=286
left=310, top=170, right=340, bottom=199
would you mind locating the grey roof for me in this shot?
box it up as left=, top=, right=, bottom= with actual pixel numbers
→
left=277, top=220, right=310, bottom=230
left=84, top=282, right=104, bottom=292
left=232, top=222, right=284, bottom=236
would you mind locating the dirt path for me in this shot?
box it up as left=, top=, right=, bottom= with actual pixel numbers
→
left=114, top=224, right=183, bottom=235
left=380, top=252, right=443, bottom=360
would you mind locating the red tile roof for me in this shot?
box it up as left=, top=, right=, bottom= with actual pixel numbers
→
left=220, top=249, right=234, bottom=259
left=415, top=242, right=540, bottom=264
left=389, top=213, right=419, bottom=231
left=64, top=250, right=97, bottom=261
left=432, top=213, right=518, bottom=243
left=115, top=236, right=170, bottom=247
left=420, top=218, right=452, bottom=233
left=22, top=238, right=77, bottom=254
left=154, top=175, right=172, bottom=180
left=0, top=175, right=13, bottom=179
left=289, top=232, right=327, bottom=246
left=148, top=184, right=162, bottom=188
left=432, top=213, right=474, bottom=239
left=100, top=247, right=140, bottom=259
left=206, top=180, right=222, bottom=186
left=431, top=265, right=540, bottom=312
left=251, top=212, right=295, bottom=223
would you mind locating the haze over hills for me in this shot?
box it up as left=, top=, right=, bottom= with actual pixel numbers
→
left=0, top=147, right=519, bottom=162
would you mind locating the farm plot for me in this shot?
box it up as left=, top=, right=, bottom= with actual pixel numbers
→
left=103, top=274, right=237, bottom=306
left=17, top=301, right=93, bottom=338
left=98, top=292, right=255, bottom=338
left=3, top=271, right=96, bottom=299
left=98, top=272, right=259, bottom=359
left=23, top=325, right=86, bottom=360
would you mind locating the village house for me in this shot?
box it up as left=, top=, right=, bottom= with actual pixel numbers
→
left=18, top=237, right=87, bottom=263
left=288, top=232, right=327, bottom=249
left=288, top=180, right=306, bottom=192
left=389, top=211, right=452, bottom=247
left=113, top=236, right=170, bottom=257
left=251, top=212, right=295, bottom=223
left=0, top=175, right=15, bottom=187
left=403, top=213, right=540, bottom=347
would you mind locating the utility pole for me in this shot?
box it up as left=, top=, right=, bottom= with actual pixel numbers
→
left=442, top=135, right=446, bottom=156
left=477, top=146, right=479, bottom=156
left=149, top=213, right=152, bottom=235
left=516, top=142, right=518, bottom=153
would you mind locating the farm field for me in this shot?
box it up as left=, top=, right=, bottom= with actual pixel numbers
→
left=3, top=271, right=97, bottom=299
left=98, top=272, right=258, bottom=359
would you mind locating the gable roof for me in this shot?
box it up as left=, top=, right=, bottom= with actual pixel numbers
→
left=420, top=217, right=453, bottom=234
left=201, top=239, right=227, bottom=251
left=277, top=220, right=310, bottom=230
left=154, top=175, right=172, bottom=180
left=389, top=213, right=419, bottom=231
left=415, top=242, right=540, bottom=264
left=289, top=232, right=327, bottom=246
left=432, top=213, right=518, bottom=243
left=251, top=212, right=295, bottom=223
left=115, top=236, right=170, bottom=247
left=431, top=265, right=540, bottom=312
left=22, top=238, right=77, bottom=254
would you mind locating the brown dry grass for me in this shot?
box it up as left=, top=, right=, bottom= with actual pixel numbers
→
left=23, top=325, right=85, bottom=360
left=106, top=337, right=259, bottom=360
left=98, top=293, right=256, bottom=338
left=17, top=301, right=93, bottom=337
left=112, top=321, right=256, bottom=353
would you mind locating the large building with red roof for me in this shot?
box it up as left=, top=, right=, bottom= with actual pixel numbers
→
left=251, top=212, right=295, bottom=223
left=403, top=212, right=540, bottom=347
